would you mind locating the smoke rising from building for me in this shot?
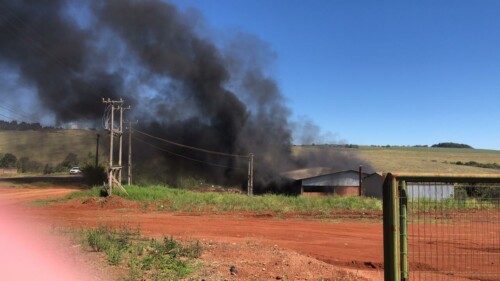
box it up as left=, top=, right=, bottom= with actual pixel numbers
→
left=0, top=0, right=372, bottom=188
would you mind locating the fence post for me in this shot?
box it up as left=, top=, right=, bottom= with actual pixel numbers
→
left=400, top=180, right=408, bottom=281
left=383, top=173, right=400, bottom=281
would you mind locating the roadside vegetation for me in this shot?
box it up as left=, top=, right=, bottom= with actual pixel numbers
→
left=82, top=225, right=202, bottom=281
left=63, top=185, right=383, bottom=214
left=409, top=197, right=498, bottom=213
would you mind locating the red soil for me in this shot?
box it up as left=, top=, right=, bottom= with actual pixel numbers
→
left=0, top=186, right=385, bottom=280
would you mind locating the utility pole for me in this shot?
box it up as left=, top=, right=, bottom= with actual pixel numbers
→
left=117, top=103, right=130, bottom=184
left=108, top=99, right=116, bottom=194
left=118, top=106, right=124, bottom=183
left=358, top=165, right=363, bottom=196
left=127, top=121, right=132, bottom=185
left=102, top=98, right=129, bottom=196
left=247, top=153, right=254, bottom=196
left=95, top=133, right=100, bottom=167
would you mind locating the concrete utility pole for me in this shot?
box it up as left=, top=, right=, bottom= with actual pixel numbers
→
left=108, top=99, right=116, bottom=194
left=102, top=98, right=129, bottom=196
left=127, top=121, right=132, bottom=185
left=118, top=105, right=129, bottom=183
left=247, top=153, right=254, bottom=196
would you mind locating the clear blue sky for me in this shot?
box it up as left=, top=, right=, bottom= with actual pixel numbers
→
left=171, top=0, right=500, bottom=150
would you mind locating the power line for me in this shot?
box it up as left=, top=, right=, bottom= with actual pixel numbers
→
left=0, top=104, right=38, bottom=123
left=132, top=135, right=244, bottom=170
left=0, top=112, right=15, bottom=120
left=134, top=129, right=249, bottom=159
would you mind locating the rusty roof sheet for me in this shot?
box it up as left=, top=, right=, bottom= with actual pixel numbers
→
left=280, top=167, right=362, bottom=181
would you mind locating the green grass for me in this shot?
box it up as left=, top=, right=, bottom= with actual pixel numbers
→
left=409, top=198, right=498, bottom=212
left=83, top=225, right=202, bottom=280
left=66, top=185, right=383, bottom=214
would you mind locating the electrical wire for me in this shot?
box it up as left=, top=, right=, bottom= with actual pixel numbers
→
left=134, top=129, right=249, bottom=159
left=0, top=112, right=15, bottom=120
left=0, top=104, right=38, bottom=124
left=102, top=104, right=112, bottom=130
left=132, top=135, right=244, bottom=170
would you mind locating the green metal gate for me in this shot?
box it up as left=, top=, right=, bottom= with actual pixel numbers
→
left=383, top=173, right=500, bottom=280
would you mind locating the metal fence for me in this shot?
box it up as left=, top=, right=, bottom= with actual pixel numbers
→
left=383, top=173, right=500, bottom=281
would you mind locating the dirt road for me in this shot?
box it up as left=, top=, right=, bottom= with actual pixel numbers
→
left=0, top=185, right=384, bottom=280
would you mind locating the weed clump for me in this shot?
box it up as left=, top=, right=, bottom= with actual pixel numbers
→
left=84, top=225, right=202, bottom=280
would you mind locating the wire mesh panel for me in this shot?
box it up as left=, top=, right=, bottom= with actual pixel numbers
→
left=383, top=174, right=500, bottom=281
left=402, top=181, right=499, bottom=280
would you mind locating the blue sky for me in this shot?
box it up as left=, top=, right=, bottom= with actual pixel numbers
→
left=171, top=0, right=500, bottom=149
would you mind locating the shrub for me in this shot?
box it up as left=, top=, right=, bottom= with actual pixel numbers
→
left=81, top=164, right=107, bottom=186
left=17, top=157, right=43, bottom=173
left=83, top=226, right=201, bottom=279
left=60, top=152, right=79, bottom=169
left=43, top=164, right=55, bottom=174
left=0, top=153, right=17, bottom=168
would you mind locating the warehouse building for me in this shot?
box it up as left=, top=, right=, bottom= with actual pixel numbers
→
left=281, top=167, right=367, bottom=196
left=362, top=173, right=455, bottom=200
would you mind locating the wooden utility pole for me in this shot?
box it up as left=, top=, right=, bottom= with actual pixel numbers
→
left=247, top=153, right=254, bottom=196
left=102, top=98, right=129, bottom=196
left=127, top=121, right=132, bottom=185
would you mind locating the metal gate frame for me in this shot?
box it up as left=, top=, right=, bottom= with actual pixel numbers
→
left=382, top=173, right=500, bottom=281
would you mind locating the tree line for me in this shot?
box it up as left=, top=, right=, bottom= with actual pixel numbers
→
left=431, top=142, right=473, bottom=149
left=0, top=120, right=61, bottom=131
left=0, top=152, right=92, bottom=174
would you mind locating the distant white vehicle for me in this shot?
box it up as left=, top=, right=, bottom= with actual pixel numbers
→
left=69, top=167, right=82, bottom=174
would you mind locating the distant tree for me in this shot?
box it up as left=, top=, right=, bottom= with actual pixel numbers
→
left=0, top=119, right=58, bottom=131
left=458, top=185, right=500, bottom=200
left=17, top=157, right=42, bottom=173
left=43, top=164, right=55, bottom=174
left=17, top=157, right=30, bottom=172
left=0, top=153, right=17, bottom=168
left=60, top=153, right=79, bottom=168
left=431, top=142, right=473, bottom=149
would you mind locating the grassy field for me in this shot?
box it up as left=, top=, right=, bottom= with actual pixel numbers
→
left=0, top=130, right=107, bottom=166
left=293, top=145, right=500, bottom=174
left=2, top=129, right=500, bottom=174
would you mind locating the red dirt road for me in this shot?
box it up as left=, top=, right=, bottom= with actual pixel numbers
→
left=0, top=186, right=384, bottom=280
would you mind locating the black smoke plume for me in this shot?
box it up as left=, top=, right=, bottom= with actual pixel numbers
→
left=0, top=0, right=372, bottom=189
